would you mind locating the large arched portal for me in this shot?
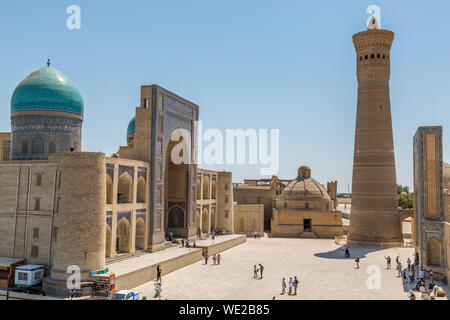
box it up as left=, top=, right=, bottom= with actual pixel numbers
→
left=165, top=139, right=189, bottom=237
left=116, top=218, right=131, bottom=253
left=135, top=218, right=146, bottom=250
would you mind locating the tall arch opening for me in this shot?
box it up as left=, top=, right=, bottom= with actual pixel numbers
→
left=137, top=177, right=146, bottom=203
left=135, top=218, right=146, bottom=250
left=210, top=208, right=216, bottom=230
left=118, top=173, right=133, bottom=204
left=203, top=176, right=210, bottom=199
left=202, top=208, right=210, bottom=234
left=196, top=210, right=201, bottom=235
left=116, top=218, right=131, bottom=253
left=165, top=138, right=189, bottom=237
left=427, top=237, right=441, bottom=266
left=105, top=225, right=112, bottom=258
left=211, top=180, right=217, bottom=199
left=196, top=178, right=201, bottom=200
left=239, top=217, right=246, bottom=232
left=106, top=175, right=113, bottom=204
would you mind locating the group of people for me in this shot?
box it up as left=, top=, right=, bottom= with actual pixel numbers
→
left=203, top=252, right=221, bottom=265
left=281, top=276, right=299, bottom=295
left=253, top=264, right=264, bottom=279
left=384, top=252, right=439, bottom=300
left=181, top=238, right=196, bottom=248
left=342, top=246, right=361, bottom=269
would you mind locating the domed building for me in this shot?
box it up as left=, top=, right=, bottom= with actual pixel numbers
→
left=127, top=116, right=135, bottom=146
left=10, top=61, right=83, bottom=160
left=271, top=165, right=343, bottom=238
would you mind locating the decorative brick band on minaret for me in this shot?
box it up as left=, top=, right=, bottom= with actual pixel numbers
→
left=348, top=23, right=404, bottom=247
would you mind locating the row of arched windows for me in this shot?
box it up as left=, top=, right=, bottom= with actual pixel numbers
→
left=107, top=173, right=146, bottom=204
left=196, top=176, right=217, bottom=200
left=359, top=53, right=389, bottom=61
left=20, top=138, right=58, bottom=155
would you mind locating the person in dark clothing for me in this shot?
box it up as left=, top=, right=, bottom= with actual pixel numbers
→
left=259, top=264, right=264, bottom=279
left=156, top=264, right=162, bottom=283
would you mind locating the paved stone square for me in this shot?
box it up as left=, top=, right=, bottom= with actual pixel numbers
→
left=133, top=237, right=449, bottom=300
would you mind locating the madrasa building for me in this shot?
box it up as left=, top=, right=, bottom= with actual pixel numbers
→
left=0, top=62, right=248, bottom=294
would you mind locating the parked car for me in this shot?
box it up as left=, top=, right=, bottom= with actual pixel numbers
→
left=110, top=290, right=139, bottom=300
left=10, top=287, right=31, bottom=294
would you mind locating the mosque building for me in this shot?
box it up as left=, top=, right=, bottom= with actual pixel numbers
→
left=270, top=166, right=343, bottom=238
left=0, top=62, right=248, bottom=295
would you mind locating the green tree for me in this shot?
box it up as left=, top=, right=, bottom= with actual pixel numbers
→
left=397, top=184, right=413, bottom=208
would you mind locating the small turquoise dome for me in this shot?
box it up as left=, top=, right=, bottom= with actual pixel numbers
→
left=11, top=66, right=84, bottom=116
left=127, top=116, right=136, bottom=137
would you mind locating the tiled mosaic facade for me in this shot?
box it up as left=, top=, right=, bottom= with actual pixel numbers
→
left=11, top=116, right=82, bottom=160
left=413, top=126, right=448, bottom=279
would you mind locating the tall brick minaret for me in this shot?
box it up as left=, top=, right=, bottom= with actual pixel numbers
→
left=348, top=18, right=403, bottom=247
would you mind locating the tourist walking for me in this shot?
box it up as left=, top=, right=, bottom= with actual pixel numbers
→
left=409, top=269, right=415, bottom=283
left=259, top=264, right=264, bottom=279
left=156, top=264, right=162, bottom=283
left=397, top=263, right=402, bottom=277
left=288, top=277, right=293, bottom=295
left=213, top=253, right=217, bottom=265
left=385, top=256, right=391, bottom=269
left=204, top=252, right=209, bottom=265
left=430, top=270, right=434, bottom=284
left=355, top=256, right=360, bottom=269
left=181, top=238, right=185, bottom=247
left=253, top=265, right=258, bottom=278
left=281, top=278, right=286, bottom=295
left=407, top=258, right=411, bottom=271
left=294, top=276, right=299, bottom=295
left=69, top=289, right=75, bottom=300
left=217, top=253, right=221, bottom=265
left=414, top=252, right=419, bottom=265
left=419, top=269, right=425, bottom=281
left=344, top=247, right=350, bottom=258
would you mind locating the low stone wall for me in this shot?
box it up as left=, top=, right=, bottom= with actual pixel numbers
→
left=113, top=249, right=203, bottom=291
left=0, top=290, right=62, bottom=300
left=197, top=235, right=247, bottom=256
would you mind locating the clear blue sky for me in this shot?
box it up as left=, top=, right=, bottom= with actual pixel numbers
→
left=1, top=0, right=450, bottom=192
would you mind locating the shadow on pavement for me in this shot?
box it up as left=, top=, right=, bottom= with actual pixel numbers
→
left=314, top=245, right=383, bottom=260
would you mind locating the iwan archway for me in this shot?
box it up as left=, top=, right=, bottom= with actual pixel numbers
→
left=165, top=139, right=189, bottom=237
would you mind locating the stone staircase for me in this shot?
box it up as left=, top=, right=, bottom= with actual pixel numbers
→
left=299, top=231, right=318, bottom=238
left=105, top=250, right=149, bottom=265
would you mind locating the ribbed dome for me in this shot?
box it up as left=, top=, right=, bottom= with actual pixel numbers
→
left=127, top=116, right=135, bottom=137
left=279, top=166, right=330, bottom=202
left=11, top=66, right=84, bottom=116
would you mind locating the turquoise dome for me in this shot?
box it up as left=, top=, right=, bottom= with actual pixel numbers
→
left=11, top=66, right=84, bottom=116
left=127, top=116, right=136, bottom=137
